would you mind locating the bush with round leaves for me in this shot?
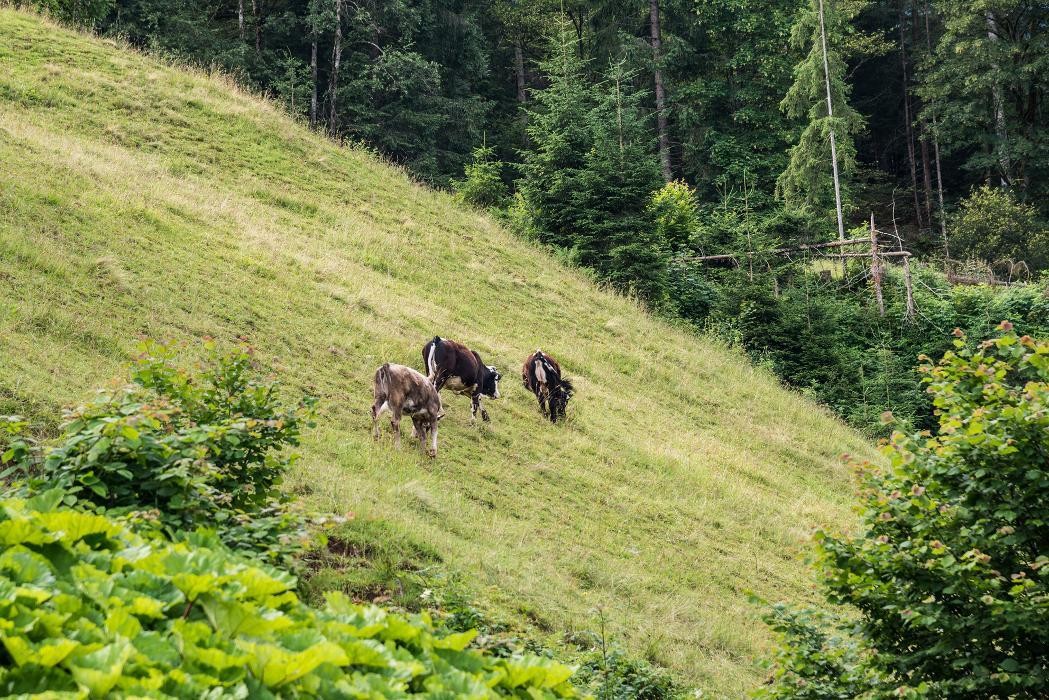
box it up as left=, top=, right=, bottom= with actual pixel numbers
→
left=759, top=323, right=1049, bottom=698
left=0, top=489, right=577, bottom=698
left=10, top=342, right=315, bottom=567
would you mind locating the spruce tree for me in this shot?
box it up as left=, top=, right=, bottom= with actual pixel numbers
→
left=519, top=24, right=667, bottom=305
left=777, top=0, right=867, bottom=227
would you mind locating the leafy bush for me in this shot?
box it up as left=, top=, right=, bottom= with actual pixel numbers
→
left=572, top=648, right=683, bottom=700
left=760, top=325, right=1049, bottom=697
left=649, top=181, right=699, bottom=253
left=13, top=0, right=114, bottom=26
left=0, top=490, right=577, bottom=698
left=16, top=342, right=315, bottom=566
left=949, top=186, right=1049, bottom=271
left=755, top=604, right=879, bottom=699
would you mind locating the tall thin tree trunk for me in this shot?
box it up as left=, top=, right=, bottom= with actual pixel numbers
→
left=817, top=0, right=846, bottom=247
left=898, top=0, right=923, bottom=228
left=309, top=2, right=318, bottom=128
left=919, top=122, right=934, bottom=222
left=238, top=0, right=245, bottom=41
left=986, top=10, right=1010, bottom=186
left=912, top=6, right=934, bottom=223
left=328, top=0, right=342, bottom=135
left=513, top=43, right=529, bottom=145
left=251, top=0, right=261, bottom=53
left=922, top=0, right=949, bottom=254
left=514, top=44, right=527, bottom=104
left=649, top=0, right=672, bottom=181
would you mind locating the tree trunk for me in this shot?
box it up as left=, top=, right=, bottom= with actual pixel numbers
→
left=310, top=4, right=318, bottom=128
left=922, top=0, right=949, bottom=254
left=919, top=121, right=934, bottom=222
left=238, top=0, right=245, bottom=41
left=514, top=44, right=527, bottom=104
left=251, top=0, right=261, bottom=54
left=911, top=6, right=934, bottom=224
left=649, top=0, right=672, bottom=181
left=898, top=0, right=923, bottom=228
left=986, top=10, right=1010, bottom=185
left=328, top=0, right=342, bottom=135
left=817, top=0, right=846, bottom=247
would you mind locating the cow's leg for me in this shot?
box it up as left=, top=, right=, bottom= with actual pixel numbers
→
left=411, top=415, right=427, bottom=450
left=389, top=407, right=402, bottom=448
left=372, top=400, right=389, bottom=440
left=427, top=419, right=438, bottom=458
left=536, top=388, right=548, bottom=417
left=476, top=395, right=490, bottom=422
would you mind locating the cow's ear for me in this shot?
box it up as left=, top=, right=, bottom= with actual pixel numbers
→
left=436, top=412, right=446, bottom=421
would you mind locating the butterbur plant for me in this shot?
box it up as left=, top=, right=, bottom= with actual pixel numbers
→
left=759, top=324, right=1049, bottom=698
left=0, top=490, right=578, bottom=698
left=36, top=341, right=316, bottom=566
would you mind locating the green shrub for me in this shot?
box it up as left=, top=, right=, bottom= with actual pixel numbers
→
left=13, top=0, right=114, bottom=26
left=453, top=144, right=509, bottom=209
left=649, top=181, right=699, bottom=253
left=572, top=648, right=683, bottom=700
left=21, top=342, right=315, bottom=566
left=949, top=186, right=1049, bottom=271
left=0, top=490, right=577, bottom=698
left=760, top=325, right=1049, bottom=697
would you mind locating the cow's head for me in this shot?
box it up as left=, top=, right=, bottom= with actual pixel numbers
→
left=481, top=365, right=501, bottom=399
left=549, top=377, right=574, bottom=423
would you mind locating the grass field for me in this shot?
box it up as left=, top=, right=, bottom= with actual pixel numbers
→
left=0, top=9, right=876, bottom=696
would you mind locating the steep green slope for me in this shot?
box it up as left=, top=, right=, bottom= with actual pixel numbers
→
left=0, top=10, right=874, bottom=696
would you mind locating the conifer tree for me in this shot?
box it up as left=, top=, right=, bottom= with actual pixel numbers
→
left=519, top=21, right=666, bottom=305
left=778, top=0, right=866, bottom=230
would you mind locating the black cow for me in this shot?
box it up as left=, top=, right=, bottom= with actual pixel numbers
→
left=371, top=363, right=444, bottom=457
left=522, top=349, right=574, bottom=423
left=422, top=336, right=501, bottom=421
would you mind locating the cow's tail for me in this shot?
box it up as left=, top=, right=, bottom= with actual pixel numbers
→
left=538, top=355, right=557, bottom=385
left=426, top=336, right=441, bottom=380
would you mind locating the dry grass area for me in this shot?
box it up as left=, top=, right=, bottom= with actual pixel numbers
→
left=0, top=9, right=876, bottom=696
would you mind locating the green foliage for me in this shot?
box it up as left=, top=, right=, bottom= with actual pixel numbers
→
left=755, top=604, right=879, bottom=699
left=572, top=649, right=683, bottom=700
left=520, top=29, right=667, bottom=305
left=453, top=144, right=509, bottom=209
left=920, top=0, right=1049, bottom=207
left=691, top=256, right=1049, bottom=436
left=0, top=490, right=578, bottom=698
left=14, top=0, right=113, bottom=25
left=777, top=0, right=878, bottom=220
left=648, top=180, right=698, bottom=253
left=949, top=186, right=1049, bottom=271
left=26, top=343, right=315, bottom=566
left=762, top=326, right=1049, bottom=697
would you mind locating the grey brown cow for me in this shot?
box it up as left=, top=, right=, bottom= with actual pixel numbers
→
left=371, top=363, right=444, bottom=457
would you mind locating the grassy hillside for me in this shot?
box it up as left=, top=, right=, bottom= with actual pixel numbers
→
left=0, top=10, right=875, bottom=696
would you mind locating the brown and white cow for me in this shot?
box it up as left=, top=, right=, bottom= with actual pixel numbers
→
left=371, top=363, right=444, bottom=457
left=422, top=336, right=501, bottom=421
left=522, top=349, right=574, bottom=423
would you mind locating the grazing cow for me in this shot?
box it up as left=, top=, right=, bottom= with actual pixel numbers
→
left=371, top=363, right=444, bottom=457
left=422, top=336, right=501, bottom=421
left=522, top=349, right=574, bottom=423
